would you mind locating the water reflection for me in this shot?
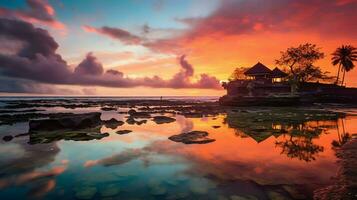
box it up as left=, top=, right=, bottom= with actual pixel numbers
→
left=224, top=109, right=346, bottom=162
left=0, top=107, right=355, bottom=199
left=332, top=119, right=353, bottom=147
left=0, top=138, right=66, bottom=198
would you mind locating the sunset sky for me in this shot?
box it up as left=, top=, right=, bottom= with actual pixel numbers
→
left=0, top=0, right=356, bottom=96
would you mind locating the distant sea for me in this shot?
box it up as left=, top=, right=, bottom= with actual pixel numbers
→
left=0, top=96, right=220, bottom=102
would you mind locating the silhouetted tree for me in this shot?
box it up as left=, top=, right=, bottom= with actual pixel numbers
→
left=294, top=63, right=332, bottom=82
left=228, top=67, right=249, bottom=81
left=276, top=43, right=325, bottom=93
left=331, top=45, right=357, bottom=86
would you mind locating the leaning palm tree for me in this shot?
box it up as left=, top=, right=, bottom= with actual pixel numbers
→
left=331, top=45, right=357, bottom=86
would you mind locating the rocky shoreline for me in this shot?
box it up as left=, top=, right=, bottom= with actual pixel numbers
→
left=314, top=138, right=357, bottom=200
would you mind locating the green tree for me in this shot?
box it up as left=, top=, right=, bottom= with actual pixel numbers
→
left=331, top=45, right=357, bottom=86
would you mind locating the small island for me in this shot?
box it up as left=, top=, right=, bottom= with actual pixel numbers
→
left=220, top=44, right=357, bottom=106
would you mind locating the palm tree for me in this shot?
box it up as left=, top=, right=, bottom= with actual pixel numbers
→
left=331, top=45, right=357, bottom=86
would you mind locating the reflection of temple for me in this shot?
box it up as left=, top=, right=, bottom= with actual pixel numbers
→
left=224, top=110, right=346, bottom=162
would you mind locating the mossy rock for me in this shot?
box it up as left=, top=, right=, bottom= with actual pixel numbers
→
left=74, top=186, right=97, bottom=200
left=169, top=131, right=215, bottom=144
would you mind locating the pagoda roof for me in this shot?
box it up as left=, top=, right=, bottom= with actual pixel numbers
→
left=271, top=67, right=288, bottom=78
left=244, top=62, right=272, bottom=76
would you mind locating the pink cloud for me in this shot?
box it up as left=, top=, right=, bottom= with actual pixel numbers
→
left=0, top=0, right=65, bottom=29
left=83, top=25, right=142, bottom=45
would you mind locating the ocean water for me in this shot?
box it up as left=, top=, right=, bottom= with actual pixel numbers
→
left=0, top=96, right=220, bottom=102
left=0, top=97, right=355, bottom=200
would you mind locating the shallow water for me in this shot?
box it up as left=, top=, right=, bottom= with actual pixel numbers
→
left=0, top=100, right=356, bottom=200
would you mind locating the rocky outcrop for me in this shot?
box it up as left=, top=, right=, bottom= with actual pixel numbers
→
left=126, top=117, right=147, bottom=125
left=29, top=126, right=109, bottom=144
left=152, top=116, right=176, bottom=124
left=103, top=118, right=124, bottom=129
left=28, top=112, right=108, bottom=144
left=29, top=112, right=102, bottom=132
left=128, top=109, right=151, bottom=118
left=169, top=131, right=215, bottom=144
left=101, top=107, right=117, bottom=111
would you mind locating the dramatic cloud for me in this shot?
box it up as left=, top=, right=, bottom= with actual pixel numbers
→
left=0, top=18, right=71, bottom=83
left=0, top=0, right=65, bottom=29
left=133, top=0, right=357, bottom=53
left=83, top=24, right=185, bottom=52
left=0, top=18, right=221, bottom=93
left=74, top=52, right=104, bottom=76
left=82, top=25, right=142, bottom=45
left=179, top=55, right=194, bottom=76
left=164, top=55, right=221, bottom=89
left=80, top=0, right=357, bottom=54
left=174, top=0, right=357, bottom=39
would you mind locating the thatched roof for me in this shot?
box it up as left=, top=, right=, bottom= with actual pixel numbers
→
left=244, top=62, right=272, bottom=76
left=271, top=67, right=288, bottom=78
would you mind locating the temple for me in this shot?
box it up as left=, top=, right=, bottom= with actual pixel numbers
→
left=220, top=62, right=357, bottom=106
left=223, top=62, right=290, bottom=97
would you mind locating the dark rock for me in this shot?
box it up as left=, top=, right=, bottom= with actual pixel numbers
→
left=128, top=109, right=137, bottom=115
left=137, top=120, right=147, bottom=125
left=133, top=112, right=151, bottom=118
left=29, top=112, right=102, bottom=132
left=128, top=110, right=151, bottom=118
left=103, top=118, right=124, bottom=129
left=212, top=126, right=221, bottom=129
left=2, top=135, right=13, bottom=142
left=126, top=117, right=135, bottom=125
left=153, top=116, right=176, bottom=124
left=180, top=112, right=204, bottom=118
left=116, top=130, right=132, bottom=135
left=126, top=117, right=147, bottom=125
left=27, top=112, right=108, bottom=144
left=101, top=107, right=117, bottom=111
left=169, top=131, right=215, bottom=144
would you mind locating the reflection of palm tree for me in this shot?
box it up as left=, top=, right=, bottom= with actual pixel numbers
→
left=276, top=135, right=324, bottom=162
left=332, top=119, right=352, bottom=147
left=331, top=45, right=357, bottom=86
